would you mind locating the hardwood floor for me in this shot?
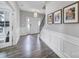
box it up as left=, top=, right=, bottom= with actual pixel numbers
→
left=0, top=34, right=59, bottom=58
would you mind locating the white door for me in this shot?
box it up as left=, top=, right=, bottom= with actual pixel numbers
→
left=28, top=17, right=40, bottom=34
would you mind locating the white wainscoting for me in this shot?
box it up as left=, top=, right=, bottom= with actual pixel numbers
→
left=40, top=29, right=79, bottom=58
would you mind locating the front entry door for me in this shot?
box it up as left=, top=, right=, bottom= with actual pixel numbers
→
left=28, top=18, right=40, bottom=34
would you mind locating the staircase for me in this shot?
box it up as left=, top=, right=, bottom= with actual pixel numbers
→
left=40, top=15, right=45, bottom=32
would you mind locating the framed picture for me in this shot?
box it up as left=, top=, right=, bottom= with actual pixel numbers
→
left=63, top=2, right=79, bottom=23
left=47, top=13, right=54, bottom=24
left=54, top=9, right=62, bottom=24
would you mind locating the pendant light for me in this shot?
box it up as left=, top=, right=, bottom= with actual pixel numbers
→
left=34, top=11, right=37, bottom=17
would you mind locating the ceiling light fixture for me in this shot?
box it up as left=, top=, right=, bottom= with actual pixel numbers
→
left=34, top=12, right=38, bottom=17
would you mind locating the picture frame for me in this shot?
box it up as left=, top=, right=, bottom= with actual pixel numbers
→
left=63, top=2, right=79, bottom=24
left=54, top=9, right=62, bottom=24
left=47, top=13, right=54, bottom=24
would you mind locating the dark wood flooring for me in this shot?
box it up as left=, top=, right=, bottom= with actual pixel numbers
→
left=0, top=34, right=59, bottom=58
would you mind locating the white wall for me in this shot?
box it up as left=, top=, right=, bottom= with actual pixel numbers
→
left=40, top=1, right=79, bottom=58
left=7, top=1, right=20, bottom=45
left=0, top=1, right=20, bottom=48
left=20, top=10, right=44, bottom=35
left=0, top=1, right=14, bottom=48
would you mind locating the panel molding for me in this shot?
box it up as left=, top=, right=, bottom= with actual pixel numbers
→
left=47, top=29, right=79, bottom=46
left=40, top=29, right=79, bottom=58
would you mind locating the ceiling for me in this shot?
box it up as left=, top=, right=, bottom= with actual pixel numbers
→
left=16, top=1, right=46, bottom=14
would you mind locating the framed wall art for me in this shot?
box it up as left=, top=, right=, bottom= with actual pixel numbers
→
left=63, top=2, right=79, bottom=23
left=47, top=13, right=54, bottom=24
left=54, top=9, right=62, bottom=24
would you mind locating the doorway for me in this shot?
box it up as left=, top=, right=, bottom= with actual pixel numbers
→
left=27, top=17, right=40, bottom=34
left=0, top=9, right=12, bottom=48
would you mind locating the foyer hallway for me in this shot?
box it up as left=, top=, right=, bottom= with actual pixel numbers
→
left=0, top=34, right=59, bottom=58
